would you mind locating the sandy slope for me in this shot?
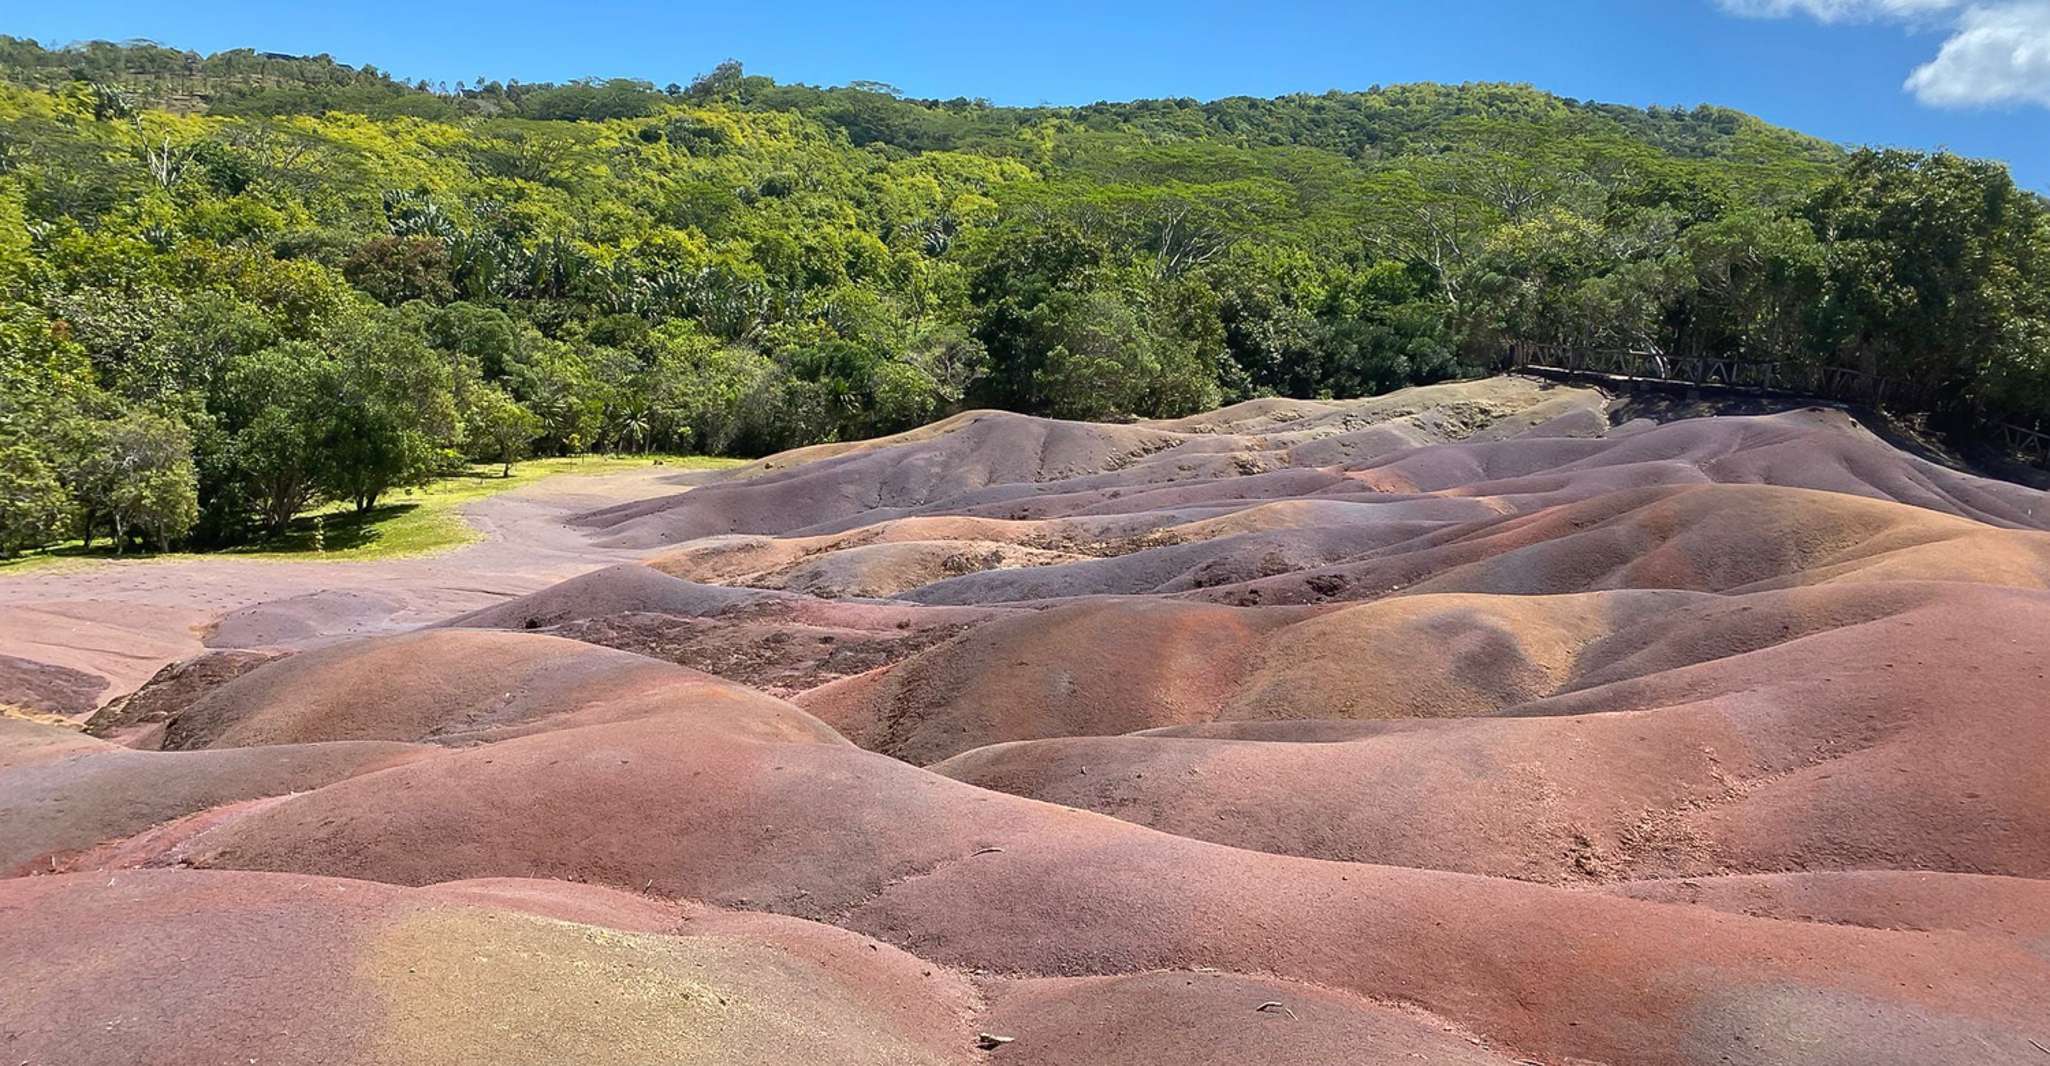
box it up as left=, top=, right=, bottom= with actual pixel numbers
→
left=0, top=465, right=703, bottom=714
left=8, top=376, right=2050, bottom=1065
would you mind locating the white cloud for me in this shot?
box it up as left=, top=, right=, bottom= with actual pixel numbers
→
left=1905, top=2, right=2050, bottom=105
left=1718, top=0, right=2050, bottom=108
left=1718, top=0, right=1963, bottom=22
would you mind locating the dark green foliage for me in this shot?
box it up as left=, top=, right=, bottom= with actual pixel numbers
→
left=519, top=80, right=661, bottom=122
left=0, top=435, right=68, bottom=555
left=1802, top=150, right=2050, bottom=417
left=217, top=342, right=337, bottom=532
left=343, top=237, right=457, bottom=306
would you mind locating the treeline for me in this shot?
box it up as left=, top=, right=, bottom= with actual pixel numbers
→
left=0, top=40, right=2046, bottom=557
left=0, top=37, right=1850, bottom=161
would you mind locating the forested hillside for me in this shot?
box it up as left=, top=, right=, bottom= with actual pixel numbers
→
left=1, top=36, right=2046, bottom=556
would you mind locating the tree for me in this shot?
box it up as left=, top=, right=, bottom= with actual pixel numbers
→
left=1805, top=150, right=2050, bottom=417
left=343, top=236, right=456, bottom=306
left=1464, top=205, right=1684, bottom=352
left=1027, top=272, right=1221, bottom=421
left=642, top=324, right=785, bottom=454
left=0, top=437, right=69, bottom=557
left=898, top=324, right=988, bottom=411
left=220, top=343, right=334, bottom=533
left=60, top=412, right=201, bottom=552
left=2, top=41, right=2045, bottom=532
left=317, top=310, right=458, bottom=512
left=687, top=60, right=745, bottom=102
left=100, top=412, right=199, bottom=551
left=463, top=384, right=542, bottom=475
left=1678, top=209, right=1824, bottom=361
left=1314, top=261, right=1463, bottom=396
left=507, top=331, right=603, bottom=456
left=424, top=302, right=523, bottom=379
left=966, top=216, right=1112, bottom=411
left=520, top=79, right=659, bottom=121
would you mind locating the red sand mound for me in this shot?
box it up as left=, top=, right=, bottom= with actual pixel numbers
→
left=157, top=628, right=841, bottom=750
left=929, top=582, right=2050, bottom=879
left=1187, top=482, right=2050, bottom=608
left=722, top=539, right=1086, bottom=599
left=800, top=598, right=1309, bottom=762
left=0, top=869, right=982, bottom=1066
left=533, top=611, right=979, bottom=697
left=0, top=652, right=105, bottom=716
left=13, top=381, right=2050, bottom=1066
left=615, top=426, right=2050, bottom=610
left=978, top=972, right=1519, bottom=1065
left=1602, top=870, right=2050, bottom=941
left=438, top=561, right=800, bottom=630
left=573, top=409, right=1193, bottom=547
left=0, top=713, right=108, bottom=770
left=837, top=820, right=2050, bottom=1065
left=443, top=562, right=1006, bottom=695
left=0, top=717, right=428, bottom=875
left=643, top=513, right=1124, bottom=581
left=572, top=378, right=1604, bottom=548
left=1352, top=407, right=2050, bottom=529
left=803, top=578, right=2032, bottom=762
left=94, top=712, right=2050, bottom=1065
left=82, top=648, right=288, bottom=748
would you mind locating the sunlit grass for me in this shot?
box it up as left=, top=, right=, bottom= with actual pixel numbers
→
left=0, top=453, right=737, bottom=573
left=0, top=704, right=81, bottom=728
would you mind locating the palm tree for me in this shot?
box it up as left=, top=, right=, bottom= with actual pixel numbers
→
left=616, top=409, right=651, bottom=454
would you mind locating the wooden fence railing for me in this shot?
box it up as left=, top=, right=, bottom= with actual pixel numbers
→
left=1507, top=342, right=1803, bottom=393
left=2000, top=421, right=2050, bottom=463
left=1504, top=341, right=2044, bottom=469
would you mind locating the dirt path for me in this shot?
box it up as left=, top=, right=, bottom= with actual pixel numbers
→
left=0, top=465, right=709, bottom=716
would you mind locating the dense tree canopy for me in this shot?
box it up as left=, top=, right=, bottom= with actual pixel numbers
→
left=0, top=37, right=2045, bottom=557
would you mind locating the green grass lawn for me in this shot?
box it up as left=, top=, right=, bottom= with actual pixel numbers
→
left=0, top=453, right=737, bottom=572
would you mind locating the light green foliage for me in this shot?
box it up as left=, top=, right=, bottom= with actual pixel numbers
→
left=0, top=38, right=2043, bottom=561
left=463, top=384, right=543, bottom=475
left=99, top=411, right=200, bottom=550
left=59, top=411, right=201, bottom=551
left=641, top=325, right=787, bottom=454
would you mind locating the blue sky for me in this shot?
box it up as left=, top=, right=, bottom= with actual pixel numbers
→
left=13, top=1, right=2050, bottom=188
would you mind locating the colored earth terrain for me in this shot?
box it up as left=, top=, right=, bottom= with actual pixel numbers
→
left=6, top=376, right=2049, bottom=1065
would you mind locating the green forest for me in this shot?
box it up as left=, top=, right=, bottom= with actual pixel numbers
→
left=1, top=37, right=2046, bottom=556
